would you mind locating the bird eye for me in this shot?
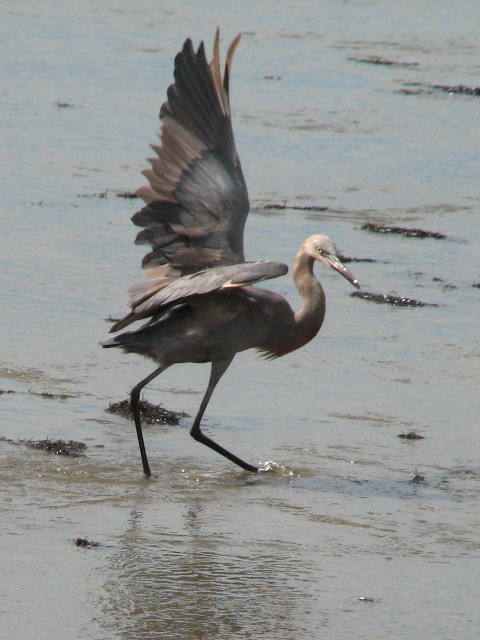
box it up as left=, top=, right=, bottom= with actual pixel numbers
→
left=317, top=248, right=324, bottom=256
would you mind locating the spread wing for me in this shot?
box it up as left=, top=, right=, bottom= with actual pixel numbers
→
left=110, top=261, right=288, bottom=332
left=132, top=29, right=249, bottom=281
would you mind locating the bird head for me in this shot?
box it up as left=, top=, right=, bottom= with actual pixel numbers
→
left=305, top=234, right=360, bottom=289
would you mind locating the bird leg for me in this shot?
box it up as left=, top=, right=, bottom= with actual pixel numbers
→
left=190, top=358, right=259, bottom=473
left=131, top=364, right=169, bottom=477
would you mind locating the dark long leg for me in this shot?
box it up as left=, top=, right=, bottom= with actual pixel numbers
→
left=190, top=358, right=258, bottom=473
left=131, top=365, right=169, bottom=477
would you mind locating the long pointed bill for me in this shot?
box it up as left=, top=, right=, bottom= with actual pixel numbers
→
left=326, top=255, right=361, bottom=289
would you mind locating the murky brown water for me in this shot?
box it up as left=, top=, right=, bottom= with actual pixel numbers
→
left=2, top=2, right=479, bottom=639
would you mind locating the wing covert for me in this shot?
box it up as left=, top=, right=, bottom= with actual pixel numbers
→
left=110, top=261, right=288, bottom=332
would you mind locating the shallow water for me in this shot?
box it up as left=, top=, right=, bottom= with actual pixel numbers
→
left=1, top=1, right=479, bottom=639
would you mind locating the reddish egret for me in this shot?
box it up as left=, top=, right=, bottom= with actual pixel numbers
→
left=101, top=31, right=360, bottom=476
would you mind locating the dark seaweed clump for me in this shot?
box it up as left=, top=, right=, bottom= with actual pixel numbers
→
left=116, top=191, right=138, bottom=199
left=361, top=223, right=446, bottom=239
left=264, top=203, right=329, bottom=212
left=398, top=431, right=425, bottom=440
left=410, top=471, right=427, bottom=484
left=400, top=83, right=480, bottom=96
left=0, top=436, right=86, bottom=456
left=26, top=438, right=87, bottom=456
left=74, top=537, right=100, bottom=548
left=357, top=596, right=378, bottom=603
left=107, top=399, right=185, bottom=425
left=338, top=254, right=378, bottom=264
left=351, top=291, right=438, bottom=307
left=428, top=84, right=480, bottom=96
left=29, top=390, right=75, bottom=400
left=350, top=56, right=418, bottom=67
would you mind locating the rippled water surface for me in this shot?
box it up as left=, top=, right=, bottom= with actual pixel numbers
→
left=1, top=2, right=479, bottom=639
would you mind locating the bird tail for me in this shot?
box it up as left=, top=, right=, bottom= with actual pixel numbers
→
left=99, top=331, right=137, bottom=348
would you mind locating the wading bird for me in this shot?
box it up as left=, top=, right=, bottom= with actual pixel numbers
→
left=101, top=30, right=360, bottom=477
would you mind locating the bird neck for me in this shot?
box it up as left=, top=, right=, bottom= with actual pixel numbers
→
left=293, top=248, right=326, bottom=339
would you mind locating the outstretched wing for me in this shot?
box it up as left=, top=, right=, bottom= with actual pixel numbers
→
left=110, top=261, right=288, bottom=332
left=132, top=29, right=249, bottom=280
